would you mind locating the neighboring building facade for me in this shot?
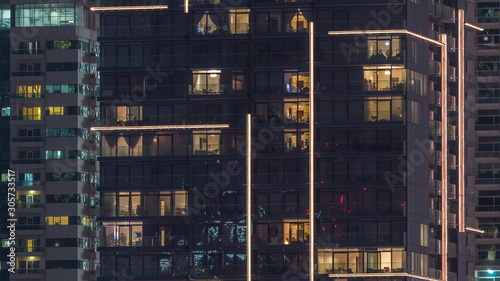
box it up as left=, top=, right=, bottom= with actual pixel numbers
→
left=8, top=0, right=99, bottom=280
left=0, top=0, right=10, bottom=280
left=94, top=0, right=479, bottom=281
left=474, top=0, right=500, bottom=279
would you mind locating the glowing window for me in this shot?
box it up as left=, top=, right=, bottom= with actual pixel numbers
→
left=46, top=106, right=65, bottom=115
left=46, top=216, right=69, bottom=225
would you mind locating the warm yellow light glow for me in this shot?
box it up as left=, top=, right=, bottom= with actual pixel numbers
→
left=91, top=124, right=230, bottom=131
left=440, top=33, right=448, bottom=281
left=464, top=22, right=484, bottom=31
left=458, top=9, right=466, bottom=233
left=246, top=114, right=252, bottom=281
left=328, top=29, right=444, bottom=46
left=309, top=22, right=315, bottom=281
left=465, top=227, right=485, bottom=234
left=90, top=5, right=168, bottom=11
left=329, top=273, right=441, bottom=281
left=184, top=0, right=189, bottom=13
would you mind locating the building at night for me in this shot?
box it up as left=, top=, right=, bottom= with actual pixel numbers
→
left=474, top=0, right=500, bottom=279
left=0, top=0, right=10, bottom=280
left=7, top=0, right=99, bottom=280
left=93, top=0, right=481, bottom=280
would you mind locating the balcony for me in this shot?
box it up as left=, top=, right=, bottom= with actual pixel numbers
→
left=448, top=154, right=456, bottom=169
left=429, top=209, right=442, bottom=225
left=11, top=71, right=44, bottom=77
left=428, top=0, right=454, bottom=22
left=12, top=159, right=44, bottom=164
left=429, top=179, right=442, bottom=195
left=429, top=119, right=442, bottom=136
left=465, top=189, right=478, bottom=204
left=255, top=203, right=309, bottom=218
left=316, top=201, right=404, bottom=217
left=448, top=183, right=456, bottom=199
left=16, top=202, right=44, bottom=210
left=448, top=124, right=456, bottom=140
left=17, top=224, right=44, bottom=231
left=10, top=115, right=43, bottom=121
left=315, top=232, right=405, bottom=248
left=465, top=130, right=477, bottom=146
left=15, top=181, right=43, bottom=187
left=16, top=269, right=44, bottom=274
left=100, top=235, right=188, bottom=248
left=429, top=237, right=441, bottom=254
left=448, top=213, right=457, bottom=228
left=319, top=262, right=405, bottom=275
left=428, top=90, right=442, bottom=106
left=100, top=265, right=243, bottom=279
left=11, top=49, right=45, bottom=55
left=16, top=246, right=44, bottom=253
left=100, top=204, right=187, bottom=217
left=429, top=150, right=442, bottom=165
left=448, top=242, right=457, bottom=258
left=11, top=137, right=44, bottom=142
left=101, top=144, right=240, bottom=158
left=466, top=217, right=479, bottom=229
left=429, top=60, right=442, bottom=76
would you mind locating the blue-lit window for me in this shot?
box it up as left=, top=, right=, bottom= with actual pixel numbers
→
left=1, top=107, right=10, bottom=116
left=0, top=6, right=10, bottom=29
left=15, top=4, right=77, bottom=27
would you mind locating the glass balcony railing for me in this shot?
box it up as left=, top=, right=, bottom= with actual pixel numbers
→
left=316, top=201, right=404, bottom=216
left=16, top=269, right=44, bottom=274
left=100, top=235, right=187, bottom=248
left=16, top=202, right=44, bottom=208
left=317, top=262, right=405, bottom=275
left=318, top=110, right=404, bottom=123
left=100, top=145, right=233, bottom=157
left=17, top=224, right=44, bottom=230
left=16, top=246, right=44, bottom=252
left=317, top=141, right=403, bottom=153
left=10, top=115, right=43, bottom=121
left=100, top=265, right=244, bottom=279
left=316, top=232, right=405, bottom=246
left=16, top=181, right=43, bottom=187
left=100, top=234, right=244, bottom=248
left=100, top=204, right=187, bottom=217
left=11, top=136, right=44, bottom=142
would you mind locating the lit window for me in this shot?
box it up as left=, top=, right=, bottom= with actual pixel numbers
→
left=15, top=3, right=77, bottom=27
left=284, top=70, right=309, bottom=93
left=284, top=99, right=310, bottom=123
left=363, top=66, right=406, bottom=91
left=229, top=9, right=249, bottom=34
left=286, top=11, right=308, bottom=32
left=19, top=107, right=42, bottom=120
left=196, top=12, right=219, bottom=35
left=367, top=36, right=402, bottom=61
left=192, top=70, right=221, bottom=95
left=0, top=7, right=10, bottom=29
left=193, top=130, right=221, bottom=155
left=46, top=216, right=69, bottom=225
left=16, top=85, right=42, bottom=98
left=2, top=107, right=10, bottom=116
left=52, top=40, right=72, bottom=49
left=46, top=106, right=65, bottom=115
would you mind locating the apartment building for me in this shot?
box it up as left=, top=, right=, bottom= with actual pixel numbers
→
left=97, top=0, right=478, bottom=280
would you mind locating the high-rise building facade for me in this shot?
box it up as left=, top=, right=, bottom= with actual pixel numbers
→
left=474, top=0, right=500, bottom=279
left=95, top=0, right=479, bottom=280
left=8, top=0, right=99, bottom=280
left=0, top=1, right=10, bottom=280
